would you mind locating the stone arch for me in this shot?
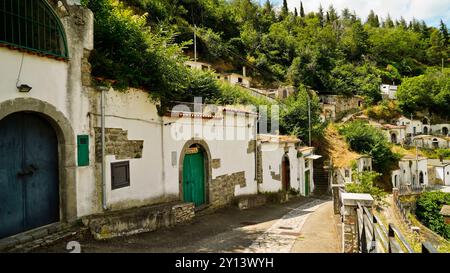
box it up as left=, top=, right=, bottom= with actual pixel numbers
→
left=0, top=98, right=77, bottom=221
left=178, top=138, right=212, bottom=204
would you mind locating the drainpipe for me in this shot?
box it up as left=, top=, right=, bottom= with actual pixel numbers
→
left=254, top=113, right=259, bottom=193
left=101, top=87, right=107, bottom=211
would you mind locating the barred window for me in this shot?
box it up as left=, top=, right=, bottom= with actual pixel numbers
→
left=0, top=0, right=68, bottom=58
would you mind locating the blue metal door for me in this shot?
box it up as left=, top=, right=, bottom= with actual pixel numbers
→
left=0, top=113, right=59, bottom=239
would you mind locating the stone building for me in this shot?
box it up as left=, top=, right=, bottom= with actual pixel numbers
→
left=382, top=124, right=407, bottom=144
left=332, top=155, right=373, bottom=185
left=380, top=84, right=398, bottom=100
left=257, top=135, right=319, bottom=196
left=0, top=0, right=320, bottom=242
left=391, top=155, right=429, bottom=189
left=0, top=0, right=95, bottom=239
left=427, top=159, right=450, bottom=186
left=412, top=135, right=450, bottom=149
left=319, top=95, right=364, bottom=122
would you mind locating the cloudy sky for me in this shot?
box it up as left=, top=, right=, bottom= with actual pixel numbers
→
left=258, top=0, right=449, bottom=27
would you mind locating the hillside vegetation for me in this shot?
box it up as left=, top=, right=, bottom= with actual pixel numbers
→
left=81, top=0, right=449, bottom=139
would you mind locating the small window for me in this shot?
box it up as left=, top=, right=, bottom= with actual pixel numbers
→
left=111, top=161, right=130, bottom=190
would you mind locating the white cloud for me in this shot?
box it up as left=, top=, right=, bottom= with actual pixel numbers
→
left=283, top=0, right=450, bottom=26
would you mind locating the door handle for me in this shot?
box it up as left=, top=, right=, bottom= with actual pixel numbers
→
left=17, top=164, right=38, bottom=177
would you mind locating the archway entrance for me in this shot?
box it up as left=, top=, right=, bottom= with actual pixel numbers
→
left=282, top=155, right=291, bottom=191
left=443, top=127, right=449, bottom=136
left=423, top=126, right=428, bottom=134
left=391, top=133, right=397, bottom=143
left=182, top=144, right=206, bottom=207
left=0, top=112, right=59, bottom=239
left=419, top=171, right=424, bottom=184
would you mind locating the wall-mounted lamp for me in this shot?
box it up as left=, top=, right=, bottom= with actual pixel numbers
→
left=17, top=84, right=32, bottom=93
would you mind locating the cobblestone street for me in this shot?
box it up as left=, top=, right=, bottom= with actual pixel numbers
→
left=36, top=197, right=341, bottom=253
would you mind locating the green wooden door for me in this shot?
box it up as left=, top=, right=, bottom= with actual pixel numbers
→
left=182, top=151, right=205, bottom=206
left=305, top=170, right=310, bottom=196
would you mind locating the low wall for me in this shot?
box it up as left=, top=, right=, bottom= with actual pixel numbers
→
left=82, top=202, right=195, bottom=240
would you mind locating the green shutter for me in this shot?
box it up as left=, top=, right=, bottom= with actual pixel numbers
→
left=77, top=135, right=89, bottom=167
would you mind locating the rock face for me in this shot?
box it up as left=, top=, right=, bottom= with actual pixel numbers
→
left=82, top=202, right=195, bottom=240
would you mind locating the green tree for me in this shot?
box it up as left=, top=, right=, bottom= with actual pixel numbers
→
left=383, top=14, right=394, bottom=28
left=280, top=0, right=289, bottom=20
left=416, top=192, right=450, bottom=239
left=366, top=10, right=380, bottom=27
left=427, top=29, right=448, bottom=65
left=299, top=1, right=305, bottom=18
left=439, top=20, right=449, bottom=45
left=280, top=87, right=323, bottom=142
left=345, top=171, right=387, bottom=206
left=339, top=121, right=400, bottom=174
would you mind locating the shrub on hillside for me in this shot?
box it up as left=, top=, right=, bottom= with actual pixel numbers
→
left=338, top=121, right=401, bottom=174
left=415, top=191, right=450, bottom=239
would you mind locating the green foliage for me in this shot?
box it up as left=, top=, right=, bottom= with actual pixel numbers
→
left=84, top=0, right=191, bottom=104
left=206, top=81, right=271, bottom=106
left=280, top=87, right=323, bottom=142
left=396, top=68, right=450, bottom=116
left=415, top=191, right=450, bottom=239
left=339, top=121, right=401, bottom=173
left=365, top=100, right=402, bottom=121
left=345, top=171, right=387, bottom=205
left=84, top=0, right=449, bottom=112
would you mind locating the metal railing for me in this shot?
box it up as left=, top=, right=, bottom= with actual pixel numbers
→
left=356, top=201, right=438, bottom=253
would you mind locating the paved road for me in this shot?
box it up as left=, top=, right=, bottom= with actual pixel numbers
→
left=36, top=197, right=340, bottom=253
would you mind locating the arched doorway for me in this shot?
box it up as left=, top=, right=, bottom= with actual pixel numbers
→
left=419, top=171, right=424, bottom=184
left=391, top=133, right=397, bottom=143
left=443, top=127, right=449, bottom=136
left=433, top=139, right=439, bottom=149
left=180, top=143, right=209, bottom=207
left=0, top=112, right=59, bottom=239
left=423, top=126, right=428, bottom=134
left=282, top=155, right=291, bottom=191
left=394, top=175, right=398, bottom=188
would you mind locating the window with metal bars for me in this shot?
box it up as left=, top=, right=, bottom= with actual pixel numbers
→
left=0, top=0, right=68, bottom=58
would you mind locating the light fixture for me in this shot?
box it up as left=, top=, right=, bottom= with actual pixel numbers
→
left=17, top=84, right=32, bottom=93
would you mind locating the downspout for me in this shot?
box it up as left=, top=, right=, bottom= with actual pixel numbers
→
left=160, top=115, right=166, bottom=195
left=101, top=87, right=107, bottom=211
left=254, top=113, right=259, bottom=193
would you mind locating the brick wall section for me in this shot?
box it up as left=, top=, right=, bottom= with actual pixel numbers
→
left=94, top=127, right=144, bottom=162
left=210, top=171, right=246, bottom=208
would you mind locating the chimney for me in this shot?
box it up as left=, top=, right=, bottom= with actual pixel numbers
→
left=242, top=66, right=246, bottom=78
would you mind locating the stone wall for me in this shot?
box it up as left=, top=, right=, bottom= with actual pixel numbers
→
left=82, top=202, right=195, bottom=240
left=210, top=171, right=246, bottom=208
left=172, top=203, right=195, bottom=224
left=343, top=206, right=358, bottom=253
left=94, top=127, right=144, bottom=162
